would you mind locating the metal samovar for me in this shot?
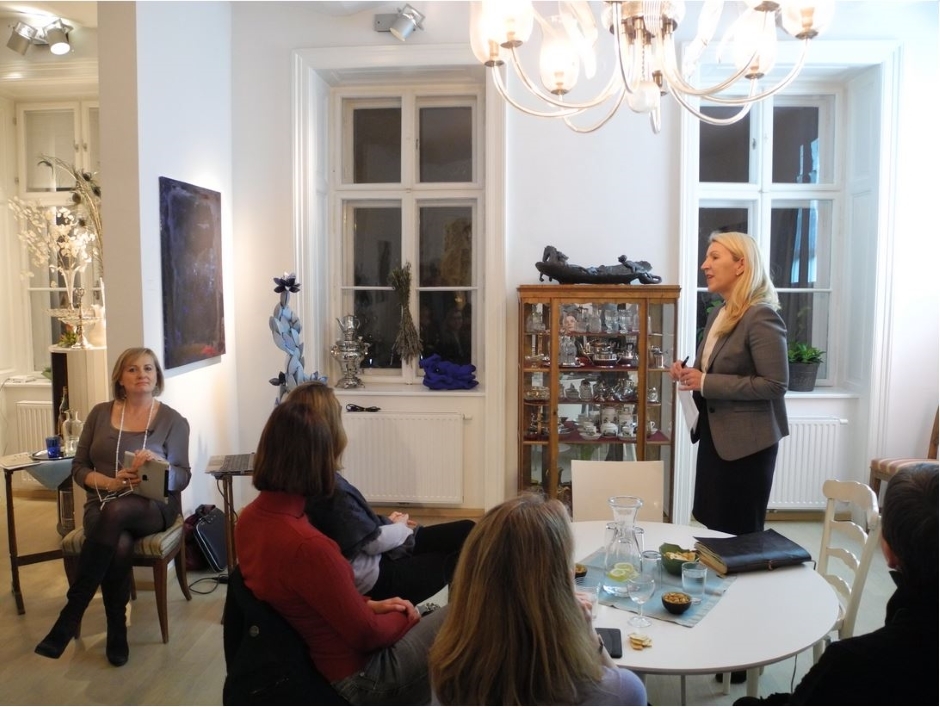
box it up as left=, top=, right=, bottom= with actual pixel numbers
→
left=330, top=315, right=370, bottom=388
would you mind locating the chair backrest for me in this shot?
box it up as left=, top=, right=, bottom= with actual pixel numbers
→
left=570, top=460, right=664, bottom=523
left=222, top=566, right=347, bottom=705
left=817, top=479, right=882, bottom=640
left=927, top=407, right=939, bottom=459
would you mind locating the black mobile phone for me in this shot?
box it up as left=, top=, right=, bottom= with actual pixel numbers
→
left=596, top=627, right=623, bottom=658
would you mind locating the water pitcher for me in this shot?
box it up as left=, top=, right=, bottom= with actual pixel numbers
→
left=603, top=495, right=644, bottom=596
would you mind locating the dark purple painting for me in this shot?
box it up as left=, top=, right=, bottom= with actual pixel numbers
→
left=159, top=176, right=224, bottom=369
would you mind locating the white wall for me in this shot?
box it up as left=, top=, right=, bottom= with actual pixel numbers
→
left=98, top=1, right=239, bottom=513
left=89, top=1, right=938, bottom=514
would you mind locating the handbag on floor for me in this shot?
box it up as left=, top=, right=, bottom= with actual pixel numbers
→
left=189, top=504, right=228, bottom=573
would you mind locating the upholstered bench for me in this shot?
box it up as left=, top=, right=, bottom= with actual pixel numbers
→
left=61, top=515, right=192, bottom=643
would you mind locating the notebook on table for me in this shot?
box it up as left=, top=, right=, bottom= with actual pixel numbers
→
left=694, top=529, right=812, bottom=576
left=206, top=453, right=255, bottom=475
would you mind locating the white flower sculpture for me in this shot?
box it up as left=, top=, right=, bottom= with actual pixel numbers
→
left=8, top=198, right=97, bottom=307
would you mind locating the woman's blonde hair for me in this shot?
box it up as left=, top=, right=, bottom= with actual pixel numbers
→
left=709, top=231, right=779, bottom=338
left=284, top=381, right=347, bottom=464
left=429, top=494, right=600, bottom=705
left=110, top=347, right=165, bottom=399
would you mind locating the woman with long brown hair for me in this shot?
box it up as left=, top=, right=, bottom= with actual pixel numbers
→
left=429, top=494, right=645, bottom=705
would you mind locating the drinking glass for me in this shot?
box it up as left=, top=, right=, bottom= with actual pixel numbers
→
left=682, top=561, right=707, bottom=604
left=627, top=574, right=655, bottom=627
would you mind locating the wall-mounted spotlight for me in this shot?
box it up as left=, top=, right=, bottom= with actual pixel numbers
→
left=5, top=18, right=72, bottom=57
left=374, top=4, right=425, bottom=42
left=6, top=22, right=37, bottom=55
left=43, top=19, right=72, bottom=55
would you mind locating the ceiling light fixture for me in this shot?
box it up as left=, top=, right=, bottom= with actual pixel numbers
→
left=43, top=19, right=72, bottom=55
left=374, top=4, right=425, bottom=41
left=5, top=17, right=73, bottom=57
left=470, top=0, right=835, bottom=134
left=6, top=21, right=37, bottom=56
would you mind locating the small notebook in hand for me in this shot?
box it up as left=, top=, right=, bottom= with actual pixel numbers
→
left=694, top=529, right=812, bottom=575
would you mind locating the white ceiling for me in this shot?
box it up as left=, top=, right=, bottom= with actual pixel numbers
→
left=0, top=1, right=96, bottom=27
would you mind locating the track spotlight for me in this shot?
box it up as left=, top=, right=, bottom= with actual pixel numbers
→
left=374, top=4, right=425, bottom=42
left=6, top=21, right=37, bottom=56
left=43, top=19, right=71, bottom=55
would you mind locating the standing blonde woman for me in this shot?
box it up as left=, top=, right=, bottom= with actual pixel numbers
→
left=429, top=494, right=646, bottom=705
left=670, top=231, right=789, bottom=536
left=36, top=347, right=191, bottom=666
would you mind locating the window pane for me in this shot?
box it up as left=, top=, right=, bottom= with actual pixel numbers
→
left=351, top=206, right=401, bottom=286
left=694, top=292, right=725, bottom=347
left=769, top=202, right=832, bottom=288
left=773, top=106, right=819, bottom=184
left=699, top=106, right=751, bottom=183
left=778, top=291, right=830, bottom=378
left=419, top=107, right=472, bottom=182
left=347, top=290, right=400, bottom=370
left=697, top=207, right=750, bottom=288
left=420, top=291, right=474, bottom=365
left=353, top=107, right=401, bottom=183
left=419, top=206, right=472, bottom=287
left=23, top=108, right=76, bottom=192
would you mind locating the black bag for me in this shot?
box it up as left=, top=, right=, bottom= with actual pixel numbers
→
left=187, top=504, right=228, bottom=573
left=183, top=505, right=212, bottom=571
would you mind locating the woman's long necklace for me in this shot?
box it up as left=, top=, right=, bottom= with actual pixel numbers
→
left=98, top=397, right=155, bottom=508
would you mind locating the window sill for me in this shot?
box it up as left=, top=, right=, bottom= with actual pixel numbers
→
left=785, top=387, right=858, bottom=399
left=333, top=381, right=485, bottom=397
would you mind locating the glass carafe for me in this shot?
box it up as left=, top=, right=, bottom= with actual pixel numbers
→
left=603, top=496, right=644, bottom=596
left=62, top=409, right=84, bottom=456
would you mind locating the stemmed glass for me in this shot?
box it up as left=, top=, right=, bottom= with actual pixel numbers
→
left=627, top=574, right=656, bottom=628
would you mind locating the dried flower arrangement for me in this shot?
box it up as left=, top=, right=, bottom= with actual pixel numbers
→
left=388, top=262, right=422, bottom=364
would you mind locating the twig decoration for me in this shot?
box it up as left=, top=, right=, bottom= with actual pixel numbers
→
left=389, top=262, right=422, bottom=364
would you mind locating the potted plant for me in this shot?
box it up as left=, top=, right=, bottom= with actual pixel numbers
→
left=788, top=342, right=825, bottom=391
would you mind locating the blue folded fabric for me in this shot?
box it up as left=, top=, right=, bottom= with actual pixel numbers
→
left=420, top=354, right=478, bottom=389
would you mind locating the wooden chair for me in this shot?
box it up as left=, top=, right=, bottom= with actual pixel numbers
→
left=869, top=408, right=939, bottom=497
left=62, top=515, right=191, bottom=643
left=813, top=479, right=882, bottom=662
left=570, top=460, right=664, bottom=523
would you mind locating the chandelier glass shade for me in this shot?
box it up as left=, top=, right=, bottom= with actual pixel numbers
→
left=469, top=1, right=835, bottom=133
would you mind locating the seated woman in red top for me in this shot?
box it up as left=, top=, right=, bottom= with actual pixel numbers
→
left=236, top=399, right=447, bottom=705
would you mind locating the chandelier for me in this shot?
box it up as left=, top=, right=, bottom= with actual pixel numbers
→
left=469, top=1, right=835, bottom=133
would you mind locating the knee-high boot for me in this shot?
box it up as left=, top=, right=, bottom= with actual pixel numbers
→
left=101, top=569, right=131, bottom=667
left=35, top=540, right=115, bottom=659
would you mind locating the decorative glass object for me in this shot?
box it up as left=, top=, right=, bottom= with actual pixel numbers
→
left=62, top=410, right=84, bottom=456
left=603, top=496, right=644, bottom=597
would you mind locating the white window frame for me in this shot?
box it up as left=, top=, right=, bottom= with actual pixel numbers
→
left=331, top=88, right=484, bottom=383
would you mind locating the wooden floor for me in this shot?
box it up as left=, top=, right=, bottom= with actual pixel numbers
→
left=0, top=493, right=893, bottom=706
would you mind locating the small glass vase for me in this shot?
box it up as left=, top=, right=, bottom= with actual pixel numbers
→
left=62, top=410, right=84, bottom=456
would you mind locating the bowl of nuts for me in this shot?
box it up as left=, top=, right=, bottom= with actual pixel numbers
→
left=661, top=591, right=693, bottom=615
left=660, top=543, right=698, bottom=576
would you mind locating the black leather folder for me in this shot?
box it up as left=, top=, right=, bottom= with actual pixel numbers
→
left=694, top=529, right=812, bottom=575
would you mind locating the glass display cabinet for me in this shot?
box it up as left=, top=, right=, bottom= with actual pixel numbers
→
left=517, top=284, right=681, bottom=520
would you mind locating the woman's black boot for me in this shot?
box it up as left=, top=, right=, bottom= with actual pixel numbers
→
left=35, top=540, right=114, bottom=659
left=102, top=570, right=131, bottom=666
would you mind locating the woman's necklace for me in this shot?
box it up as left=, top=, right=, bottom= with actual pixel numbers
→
left=113, top=397, right=156, bottom=473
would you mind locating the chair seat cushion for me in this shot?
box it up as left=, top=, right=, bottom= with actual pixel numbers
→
left=870, top=457, right=935, bottom=478
left=62, top=516, right=184, bottom=558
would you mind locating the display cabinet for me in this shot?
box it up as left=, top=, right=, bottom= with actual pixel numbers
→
left=517, top=284, right=681, bottom=520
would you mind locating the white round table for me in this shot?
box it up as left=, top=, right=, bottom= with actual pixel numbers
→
left=573, top=520, right=839, bottom=699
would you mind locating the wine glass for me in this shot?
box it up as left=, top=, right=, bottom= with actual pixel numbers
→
left=627, top=574, right=656, bottom=628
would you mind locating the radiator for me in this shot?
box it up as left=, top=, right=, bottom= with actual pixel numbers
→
left=16, top=400, right=54, bottom=452
left=341, top=412, right=464, bottom=504
left=769, top=417, right=848, bottom=510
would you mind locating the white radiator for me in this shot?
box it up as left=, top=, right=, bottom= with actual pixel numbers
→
left=16, top=400, right=54, bottom=452
left=769, top=417, right=848, bottom=510
left=341, top=412, right=464, bottom=504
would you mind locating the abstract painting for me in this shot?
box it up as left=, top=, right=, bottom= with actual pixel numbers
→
left=159, top=176, right=225, bottom=369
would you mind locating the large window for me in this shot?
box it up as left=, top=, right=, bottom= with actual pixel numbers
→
left=334, top=90, right=482, bottom=378
left=696, top=96, right=838, bottom=382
